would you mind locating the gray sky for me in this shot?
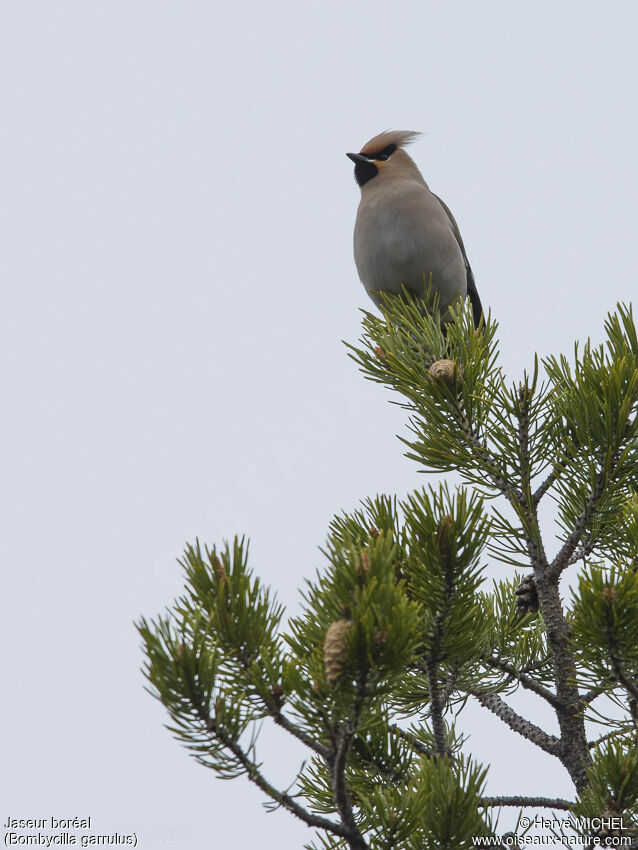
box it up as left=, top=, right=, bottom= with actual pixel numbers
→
left=2, top=1, right=638, bottom=847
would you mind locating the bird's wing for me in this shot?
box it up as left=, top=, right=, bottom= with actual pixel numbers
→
left=433, top=193, right=483, bottom=326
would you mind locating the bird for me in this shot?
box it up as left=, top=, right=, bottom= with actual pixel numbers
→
left=347, top=130, right=482, bottom=326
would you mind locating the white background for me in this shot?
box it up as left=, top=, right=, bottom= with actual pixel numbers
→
left=2, top=2, right=637, bottom=847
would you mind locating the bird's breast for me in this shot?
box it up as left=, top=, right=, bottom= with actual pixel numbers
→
left=353, top=192, right=466, bottom=309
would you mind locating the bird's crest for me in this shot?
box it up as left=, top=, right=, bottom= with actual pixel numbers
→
left=360, top=130, right=421, bottom=157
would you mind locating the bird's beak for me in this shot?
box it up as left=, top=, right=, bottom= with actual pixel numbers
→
left=346, top=152, right=372, bottom=165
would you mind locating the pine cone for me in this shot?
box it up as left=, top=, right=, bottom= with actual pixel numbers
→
left=515, top=575, right=538, bottom=613
left=602, top=585, right=618, bottom=604
left=429, top=359, right=463, bottom=387
left=374, top=346, right=387, bottom=361
left=324, top=619, right=353, bottom=686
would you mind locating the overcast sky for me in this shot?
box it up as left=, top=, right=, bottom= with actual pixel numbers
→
left=2, top=2, right=638, bottom=847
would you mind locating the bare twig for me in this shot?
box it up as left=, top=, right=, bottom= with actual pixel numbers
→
left=455, top=396, right=550, bottom=568
left=521, top=653, right=552, bottom=675
left=608, top=649, right=638, bottom=701
left=440, top=669, right=459, bottom=709
left=516, top=389, right=549, bottom=566
left=425, top=655, right=449, bottom=757
left=587, top=728, right=633, bottom=749
left=332, top=729, right=368, bottom=850
left=184, top=673, right=357, bottom=844
left=549, top=466, right=608, bottom=578
left=452, top=400, right=523, bottom=505
left=389, top=724, right=435, bottom=758
left=204, top=714, right=349, bottom=838
left=563, top=541, right=596, bottom=569
left=471, top=691, right=562, bottom=756
left=532, top=468, right=559, bottom=507
left=580, top=686, right=606, bottom=706
left=532, top=442, right=578, bottom=508
left=482, top=655, right=566, bottom=712
left=273, top=710, right=330, bottom=760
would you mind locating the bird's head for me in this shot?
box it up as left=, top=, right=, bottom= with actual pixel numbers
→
left=347, top=130, right=423, bottom=189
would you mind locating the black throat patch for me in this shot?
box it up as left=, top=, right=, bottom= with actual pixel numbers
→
left=354, top=159, right=378, bottom=187
left=353, top=144, right=397, bottom=187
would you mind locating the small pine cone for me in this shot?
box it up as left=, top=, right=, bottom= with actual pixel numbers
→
left=429, top=359, right=463, bottom=387
left=324, top=619, right=353, bottom=686
left=374, top=346, right=387, bottom=361
left=515, top=575, right=539, bottom=613
left=602, top=585, right=618, bottom=604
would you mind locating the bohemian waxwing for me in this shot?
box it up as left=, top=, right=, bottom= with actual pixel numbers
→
left=347, top=130, right=482, bottom=326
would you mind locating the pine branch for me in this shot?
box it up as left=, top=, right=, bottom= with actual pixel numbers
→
left=481, top=796, right=573, bottom=811
left=331, top=729, right=368, bottom=850
left=421, top=548, right=457, bottom=758
left=549, top=465, right=608, bottom=578
left=232, top=631, right=332, bottom=762
left=273, top=709, right=330, bottom=760
left=587, top=728, right=631, bottom=749
left=532, top=469, right=559, bottom=507
left=532, top=444, right=578, bottom=508
left=471, top=691, right=561, bottom=756
left=181, top=671, right=352, bottom=842
left=563, top=541, right=596, bottom=568
left=455, top=396, right=550, bottom=570
left=140, top=302, right=638, bottom=845
left=425, top=655, right=448, bottom=757
left=229, top=640, right=331, bottom=761
left=482, top=655, right=566, bottom=712
left=388, top=724, right=435, bottom=758
left=452, top=399, right=523, bottom=505
left=581, top=686, right=606, bottom=706
left=325, top=671, right=372, bottom=850
left=383, top=819, right=400, bottom=850
left=516, top=389, right=550, bottom=567
left=533, top=578, right=591, bottom=789
left=517, top=386, right=531, bottom=483
left=203, top=713, right=349, bottom=838
left=440, top=669, right=459, bottom=710
left=521, top=653, right=552, bottom=675
left=608, top=647, right=638, bottom=701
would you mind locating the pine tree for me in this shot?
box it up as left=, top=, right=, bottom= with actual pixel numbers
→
left=137, top=296, right=638, bottom=848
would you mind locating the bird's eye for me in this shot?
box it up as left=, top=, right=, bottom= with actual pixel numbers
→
left=373, top=145, right=396, bottom=161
